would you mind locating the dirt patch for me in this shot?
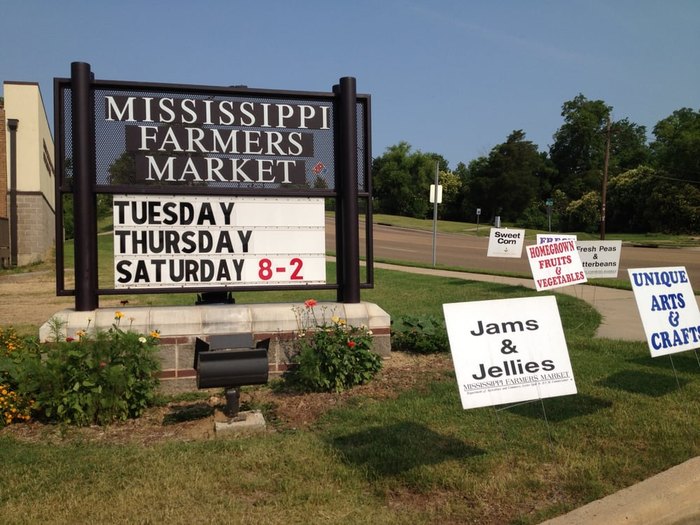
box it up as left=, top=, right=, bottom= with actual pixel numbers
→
left=0, top=269, right=134, bottom=332
left=0, top=352, right=454, bottom=445
left=0, top=270, right=75, bottom=329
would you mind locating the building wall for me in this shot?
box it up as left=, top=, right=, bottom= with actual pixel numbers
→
left=3, top=82, right=55, bottom=266
left=16, top=192, right=55, bottom=265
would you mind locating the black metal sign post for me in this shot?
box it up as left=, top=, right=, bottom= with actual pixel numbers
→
left=335, top=77, right=360, bottom=303
left=71, top=62, right=99, bottom=311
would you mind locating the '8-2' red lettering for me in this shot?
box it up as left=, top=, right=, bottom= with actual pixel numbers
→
left=258, top=258, right=304, bottom=280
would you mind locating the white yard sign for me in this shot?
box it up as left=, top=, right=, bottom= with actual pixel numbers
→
left=537, top=233, right=577, bottom=244
left=576, top=240, right=622, bottom=278
left=628, top=266, right=700, bottom=357
left=113, top=195, right=326, bottom=289
left=526, top=239, right=587, bottom=291
left=487, top=228, right=525, bottom=258
left=443, top=295, right=577, bottom=410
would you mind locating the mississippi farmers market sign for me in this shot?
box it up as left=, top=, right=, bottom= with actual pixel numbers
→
left=55, top=67, right=372, bottom=307
left=113, top=195, right=326, bottom=289
left=106, top=95, right=329, bottom=185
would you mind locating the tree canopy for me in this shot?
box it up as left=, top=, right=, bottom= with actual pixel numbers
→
left=651, top=108, right=700, bottom=182
left=372, top=142, right=447, bottom=219
left=371, top=95, right=700, bottom=234
left=461, top=130, right=550, bottom=222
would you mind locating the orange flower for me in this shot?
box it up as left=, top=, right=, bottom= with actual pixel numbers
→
left=304, top=299, right=317, bottom=308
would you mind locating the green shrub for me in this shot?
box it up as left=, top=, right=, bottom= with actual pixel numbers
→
left=391, top=315, right=449, bottom=354
left=284, top=300, right=382, bottom=393
left=2, top=313, right=161, bottom=426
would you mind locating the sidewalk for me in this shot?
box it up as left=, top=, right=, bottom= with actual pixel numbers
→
left=377, top=262, right=699, bottom=525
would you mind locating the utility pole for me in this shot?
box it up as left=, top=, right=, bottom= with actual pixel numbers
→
left=600, top=116, right=611, bottom=240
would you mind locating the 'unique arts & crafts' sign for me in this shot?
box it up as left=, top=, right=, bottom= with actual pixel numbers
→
left=628, top=266, right=700, bottom=356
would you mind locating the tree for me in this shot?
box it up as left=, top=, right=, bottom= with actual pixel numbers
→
left=108, top=152, right=137, bottom=185
left=549, top=94, right=612, bottom=200
left=607, top=166, right=700, bottom=233
left=651, top=108, right=700, bottom=182
left=610, top=118, right=650, bottom=173
left=372, top=142, right=449, bottom=219
left=464, top=130, right=549, bottom=222
left=442, top=162, right=471, bottom=221
left=564, top=191, right=600, bottom=233
left=519, top=188, right=569, bottom=231
left=436, top=169, right=462, bottom=220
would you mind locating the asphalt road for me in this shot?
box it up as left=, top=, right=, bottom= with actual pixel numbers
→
left=329, top=220, right=700, bottom=287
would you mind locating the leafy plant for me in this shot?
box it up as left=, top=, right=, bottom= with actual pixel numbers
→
left=2, top=313, right=161, bottom=426
left=0, top=327, right=36, bottom=426
left=284, top=299, right=382, bottom=393
left=391, top=315, right=449, bottom=354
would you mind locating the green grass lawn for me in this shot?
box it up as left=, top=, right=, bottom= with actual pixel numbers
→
left=1, top=217, right=699, bottom=523
left=2, top=265, right=699, bottom=524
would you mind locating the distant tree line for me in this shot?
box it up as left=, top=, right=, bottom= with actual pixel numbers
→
left=372, top=95, right=700, bottom=234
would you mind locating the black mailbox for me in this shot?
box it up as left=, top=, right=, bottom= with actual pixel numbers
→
left=193, top=334, right=269, bottom=416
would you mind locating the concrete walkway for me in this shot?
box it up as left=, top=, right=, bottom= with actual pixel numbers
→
left=377, top=262, right=700, bottom=525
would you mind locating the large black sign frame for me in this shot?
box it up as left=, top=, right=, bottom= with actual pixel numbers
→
left=54, top=62, right=373, bottom=311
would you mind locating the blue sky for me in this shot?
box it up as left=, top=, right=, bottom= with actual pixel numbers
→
left=2, top=0, right=698, bottom=168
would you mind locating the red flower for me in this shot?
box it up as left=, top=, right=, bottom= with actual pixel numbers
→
left=347, top=340, right=356, bottom=348
left=99, top=361, right=107, bottom=368
left=304, top=299, right=317, bottom=308
left=65, top=337, right=75, bottom=342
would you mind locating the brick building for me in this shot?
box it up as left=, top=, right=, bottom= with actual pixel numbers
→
left=1, top=82, right=55, bottom=267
